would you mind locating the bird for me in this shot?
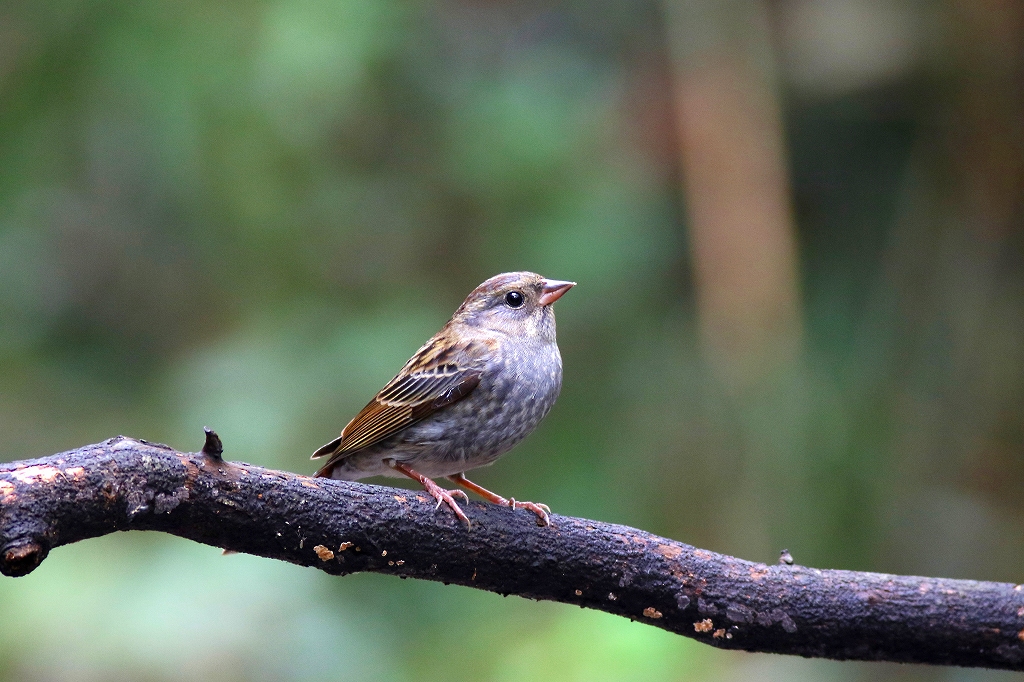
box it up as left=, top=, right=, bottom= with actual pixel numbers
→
left=311, top=271, right=574, bottom=526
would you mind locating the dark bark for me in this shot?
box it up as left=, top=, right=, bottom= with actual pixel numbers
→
left=2, top=434, right=1023, bottom=670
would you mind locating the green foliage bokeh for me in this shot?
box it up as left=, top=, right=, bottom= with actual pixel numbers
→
left=2, top=1, right=1023, bottom=680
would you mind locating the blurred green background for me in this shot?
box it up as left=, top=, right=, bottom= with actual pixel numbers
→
left=2, top=0, right=1023, bottom=680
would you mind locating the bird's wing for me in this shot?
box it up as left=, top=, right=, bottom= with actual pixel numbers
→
left=311, top=353, right=482, bottom=469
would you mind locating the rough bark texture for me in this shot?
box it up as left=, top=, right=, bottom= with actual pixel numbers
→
left=2, top=434, right=1023, bottom=670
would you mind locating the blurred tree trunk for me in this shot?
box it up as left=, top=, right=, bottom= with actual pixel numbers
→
left=662, top=0, right=802, bottom=387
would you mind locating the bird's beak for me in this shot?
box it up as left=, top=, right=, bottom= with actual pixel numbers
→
left=538, top=279, right=576, bottom=306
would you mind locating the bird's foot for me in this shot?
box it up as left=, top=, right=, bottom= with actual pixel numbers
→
left=420, top=478, right=471, bottom=525
left=447, top=473, right=552, bottom=526
left=508, top=498, right=551, bottom=526
left=387, top=460, right=471, bottom=525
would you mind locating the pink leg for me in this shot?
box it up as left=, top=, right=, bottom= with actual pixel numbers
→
left=448, top=473, right=551, bottom=526
left=386, top=460, right=470, bottom=525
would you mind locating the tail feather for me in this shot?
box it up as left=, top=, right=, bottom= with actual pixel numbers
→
left=313, top=460, right=335, bottom=478
left=311, top=435, right=343, bottom=460
left=311, top=436, right=343, bottom=478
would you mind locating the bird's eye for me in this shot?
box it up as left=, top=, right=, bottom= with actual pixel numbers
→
left=504, top=291, right=525, bottom=309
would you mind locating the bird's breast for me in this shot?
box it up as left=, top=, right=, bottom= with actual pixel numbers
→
left=463, top=340, right=562, bottom=452
left=401, top=338, right=558, bottom=464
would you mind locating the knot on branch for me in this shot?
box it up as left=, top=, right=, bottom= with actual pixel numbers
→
left=1, top=540, right=47, bottom=577
left=201, top=427, right=223, bottom=460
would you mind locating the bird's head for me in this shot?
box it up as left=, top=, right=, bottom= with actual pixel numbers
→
left=453, top=271, right=575, bottom=342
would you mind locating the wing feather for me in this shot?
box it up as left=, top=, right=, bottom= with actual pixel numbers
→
left=312, top=351, right=482, bottom=475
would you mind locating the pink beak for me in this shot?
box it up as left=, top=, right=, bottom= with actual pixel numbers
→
left=538, top=279, right=576, bottom=306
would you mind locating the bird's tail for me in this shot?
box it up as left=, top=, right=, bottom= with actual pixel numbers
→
left=311, top=435, right=342, bottom=460
left=311, top=435, right=343, bottom=478
left=312, top=462, right=334, bottom=478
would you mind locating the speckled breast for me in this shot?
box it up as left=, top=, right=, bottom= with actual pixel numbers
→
left=386, top=337, right=562, bottom=476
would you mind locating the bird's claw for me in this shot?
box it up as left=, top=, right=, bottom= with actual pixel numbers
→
left=508, top=497, right=552, bottom=526
left=433, top=488, right=469, bottom=509
left=423, top=479, right=471, bottom=525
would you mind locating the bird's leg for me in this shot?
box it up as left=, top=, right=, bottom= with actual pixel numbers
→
left=386, top=460, right=470, bottom=525
left=448, top=473, right=551, bottom=526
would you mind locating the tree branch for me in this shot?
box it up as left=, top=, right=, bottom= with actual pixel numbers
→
left=2, top=434, right=1023, bottom=670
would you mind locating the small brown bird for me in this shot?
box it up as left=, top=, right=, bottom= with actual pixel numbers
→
left=312, top=272, right=574, bottom=526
